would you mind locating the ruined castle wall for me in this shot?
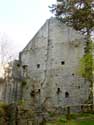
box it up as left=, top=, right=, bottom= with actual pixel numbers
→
left=20, top=21, right=49, bottom=105
left=20, top=18, right=90, bottom=111
left=43, top=19, right=90, bottom=109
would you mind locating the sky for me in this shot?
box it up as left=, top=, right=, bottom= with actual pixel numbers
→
left=0, top=0, right=56, bottom=54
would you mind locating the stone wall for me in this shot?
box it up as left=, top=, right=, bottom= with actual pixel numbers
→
left=0, top=60, right=22, bottom=104
left=20, top=17, right=91, bottom=112
left=0, top=80, right=5, bottom=101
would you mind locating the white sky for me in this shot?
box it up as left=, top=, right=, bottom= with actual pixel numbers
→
left=0, top=0, right=56, bottom=53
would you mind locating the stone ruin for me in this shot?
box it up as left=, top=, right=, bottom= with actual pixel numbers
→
left=0, top=18, right=92, bottom=113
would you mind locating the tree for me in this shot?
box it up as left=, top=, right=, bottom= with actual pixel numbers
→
left=0, top=33, right=18, bottom=102
left=50, top=0, right=94, bottom=33
left=0, top=33, right=17, bottom=79
left=78, top=42, right=94, bottom=80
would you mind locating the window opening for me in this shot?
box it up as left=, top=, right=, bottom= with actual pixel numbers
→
left=65, top=92, right=69, bottom=98
left=78, top=86, right=80, bottom=89
left=22, top=65, right=28, bottom=70
left=57, top=88, right=61, bottom=94
left=38, top=89, right=40, bottom=93
left=37, top=64, right=40, bottom=68
left=30, top=90, right=35, bottom=97
left=17, top=64, right=20, bottom=67
left=61, top=61, right=65, bottom=65
left=72, top=73, right=74, bottom=76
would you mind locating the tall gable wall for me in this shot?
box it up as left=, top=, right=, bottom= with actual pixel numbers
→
left=20, top=18, right=90, bottom=112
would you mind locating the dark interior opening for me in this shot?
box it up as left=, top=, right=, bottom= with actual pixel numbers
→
left=30, top=90, right=35, bottom=97
left=22, top=65, right=28, bottom=70
left=38, top=89, right=40, bottom=93
left=57, top=88, right=61, bottom=94
left=37, top=64, right=40, bottom=68
left=61, top=61, right=65, bottom=65
left=65, top=92, right=69, bottom=98
left=72, top=73, right=74, bottom=76
left=78, top=86, right=80, bottom=89
left=17, top=64, right=20, bottom=67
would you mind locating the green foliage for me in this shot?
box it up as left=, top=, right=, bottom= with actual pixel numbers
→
left=68, top=0, right=94, bottom=32
left=48, top=112, right=55, bottom=117
left=17, top=100, right=26, bottom=109
left=78, top=53, right=93, bottom=80
left=50, top=0, right=94, bottom=33
left=0, top=101, right=8, bottom=109
left=46, top=120, right=94, bottom=125
left=77, top=41, right=94, bottom=81
left=17, top=99, right=25, bottom=107
left=58, top=117, right=67, bottom=123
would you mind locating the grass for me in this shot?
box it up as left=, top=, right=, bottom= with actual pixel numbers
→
left=78, top=120, right=94, bottom=125
left=46, top=113, right=94, bottom=125
left=47, top=120, right=94, bottom=125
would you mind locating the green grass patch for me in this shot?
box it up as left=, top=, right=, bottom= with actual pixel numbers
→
left=46, top=120, right=94, bottom=125
left=46, top=113, right=94, bottom=125
left=78, top=120, right=94, bottom=125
